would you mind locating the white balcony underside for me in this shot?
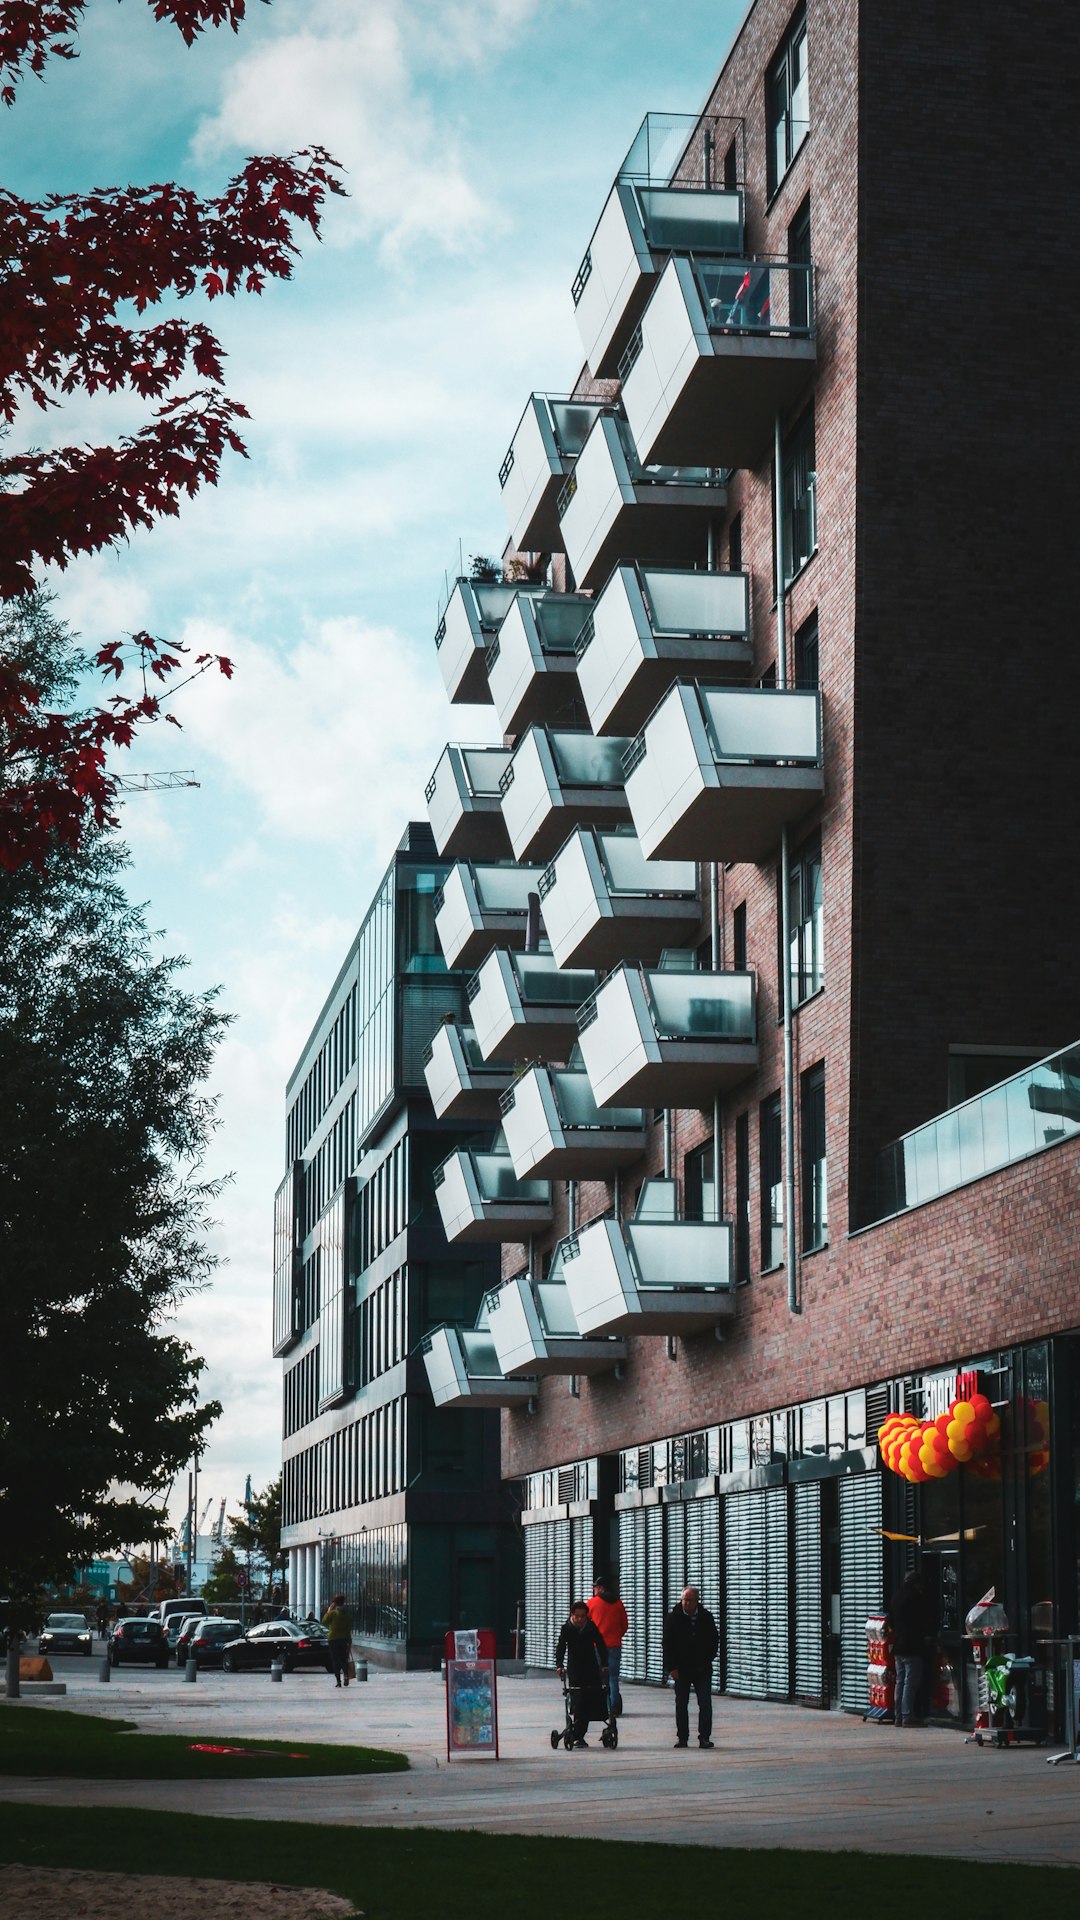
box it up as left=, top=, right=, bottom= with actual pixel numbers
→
left=487, top=1274, right=627, bottom=1376
left=545, top=892, right=700, bottom=971
left=580, top=1033, right=759, bottom=1108
left=422, top=1326, right=535, bottom=1408
left=628, top=761, right=823, bottom=864
left=581, top=638, right=751, bottom=739
left=562, top=1217, right=735, bottom=1336
left=423, top=1024, right=513, bottom=1120
left=626, top=335, right=818, bottom=470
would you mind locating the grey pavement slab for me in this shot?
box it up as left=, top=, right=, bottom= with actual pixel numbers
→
left=2, top=1668, right=1079, bottom=1869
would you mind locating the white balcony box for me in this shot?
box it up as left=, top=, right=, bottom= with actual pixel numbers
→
left=623, top=683, right=823, bottom=862
left=499, top=725, right=632, bottom=862
left=422, top=1321, right=535, bottom=1408
left=576, top=562, right=751, bottom=737
left=558, top=413, right=727, bottom=592
left=426, top=744, right=513, bottom=861
left=537, top=827, right=699, bottom=970
left=486, top=591, right=590, bottom=736
left=499, top=1064, right=646, bottom=1179
left=486, top=1261, right=626, bottom=1377
left=433, top=1148, right=553, bottom=1245
left=436, top=575, right=546, bottom=705
left=576, top=962, right=757, bottom=1107
left=435, top=860, right=544, bottom=971
left=466, top=948, right=598, bottom=1063
left=499, top=395, right=606, bottom=554
left=621, top=253, right=816, bottom=469
left=572, top=111, right=744, bottom=378
left=423, top=1021, right=514, bottom=1120
left=561, top=1180, right=734, bottom=1335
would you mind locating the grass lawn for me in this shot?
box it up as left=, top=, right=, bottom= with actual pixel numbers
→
left=0, top=1704, right=406, bottom=1781
left=0, top=1804, right=1077, bottom=1920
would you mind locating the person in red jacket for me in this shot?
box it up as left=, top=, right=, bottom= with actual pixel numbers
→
left=587, top=1576, right=628, bottom=1719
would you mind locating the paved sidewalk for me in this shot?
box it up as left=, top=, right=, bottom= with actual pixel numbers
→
left=2, top=1669, right=1078, bottom=1869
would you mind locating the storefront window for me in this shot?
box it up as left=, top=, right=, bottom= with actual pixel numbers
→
left=1024, top=1344, right=1053, bottom=1640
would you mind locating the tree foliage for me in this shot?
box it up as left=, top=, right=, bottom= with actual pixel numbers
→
left=0, top=1, right=344, bottom=869
left=202, top=1543, right=242, bottom=1602
left=0, top=599, right=228, bottom=1631
left=227, top=1476, right=284, bottom=1591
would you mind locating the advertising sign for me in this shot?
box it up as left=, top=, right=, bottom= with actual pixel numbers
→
left=445, top=1628, right=499, bottom=1761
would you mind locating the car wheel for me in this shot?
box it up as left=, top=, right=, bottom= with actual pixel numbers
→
left=222, top=1650, right=237, bottom=1673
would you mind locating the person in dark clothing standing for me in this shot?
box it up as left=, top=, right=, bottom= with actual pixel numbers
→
left=555, top=1599, right=609, bottom=1748
left=663, top=1585, right=719, bottom=1748
left=889, top=1570, right=930, bottom=1727
left=322, top=1592, right=353, bottom=1689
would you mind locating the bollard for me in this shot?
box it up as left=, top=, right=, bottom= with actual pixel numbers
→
left=355, top=1659, right=368, bottom=1683
left=270, top=1658, right=284, bottom=1683
left=99, top=1657, right=111, bottom=1683
left=184, top=1657, right=198, bottom=1683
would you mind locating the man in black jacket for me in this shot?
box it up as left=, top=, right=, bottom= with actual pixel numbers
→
left=555, top=1600, right=609, bottom=1748
left=663, top=1585, right=719, bottom=1748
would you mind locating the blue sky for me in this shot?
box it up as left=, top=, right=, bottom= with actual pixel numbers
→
left=4, top=0, right=748, bottom=1535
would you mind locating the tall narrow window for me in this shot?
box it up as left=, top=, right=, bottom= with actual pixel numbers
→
left=801, top=1063, right=828, bottom=1250
left=735, top=1111, right=750, bottom=1285
left=788, top=196, right=812, bottom=333
left=794, top=610, right=819, bottom=689
left=723, top=136, right=738, bottom=192
left=733, top=900, right=747, bottom=971
left=766, top=4, right=810, bottom=197
left=787, top=831, right=824, bottom=1004
left=760, top=1093, right=783, bottom=1270
left=727, top=511, right=742, bottom=575
left=684, top=1140, right=718, bottom=1222
left=781, top=407, right=816, bottom=585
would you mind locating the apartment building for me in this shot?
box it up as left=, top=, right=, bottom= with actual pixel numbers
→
left=274, top=824, right=522, bottom=1665
left=418, top=0, right=1080, bottom=1716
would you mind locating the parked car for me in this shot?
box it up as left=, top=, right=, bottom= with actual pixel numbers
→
left=185, top=1618, right=244, bottom=1668
left=108, top=1618, right=168, bottom=1668
left=167, top=1612, right=205, bottom=1661
left=157, top=1597, right=207, bottom=1632
left=219, top=1620, right=331, bottom=1673
left=38, top=1613, right=93, bottom=1657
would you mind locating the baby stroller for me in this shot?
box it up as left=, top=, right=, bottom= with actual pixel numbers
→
left=550, top=1673, right=618, bottom=1751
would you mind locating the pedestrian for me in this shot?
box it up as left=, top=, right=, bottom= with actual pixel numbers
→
left=555, top=1599, right=609, bottom=1749
left=587, top=1576, right=628, bottom=1719
left=321, top=1592, right=353, bottom=1689
left=889, top=1570, right=929, bottom=1727
left=96, top=1604, right=109, bottom=1639
left=663, top=1585, right=719, bottom=1749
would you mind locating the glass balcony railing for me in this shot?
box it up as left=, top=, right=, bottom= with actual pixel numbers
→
left=485, top=1262, right=626, bottom=1377
left=435, top=573, right=546, bottom=705
left=558, top=412, right=727, bottom=593
left=572, top=110, right=745, bottom=378
left=465, top=948, right=599, bottom=1062
left=577, top=961, right=758, bottom=1107
left=560, top=1179, right=734, bottom=1335
left=425, top=744, right=513, bottom=860
left=537, top=826, right=699, bottom=969
left=432, top=1147, right=553, bottom=1244
left=422, top=1321, right=536, bottom=1407
left=698, top=685, right=820, bottom=765
left=499, top=1062, right=646, bottom=1178
left=499, top=723, right=633, bottom=861
left=434, top=859, right=542, bottom=970
left=485, top=590, right=590, bottom=736
left=872, top=1044, right=1080, bottom=1221
left=422, top=1020, right=513, bottom=1119
left=498, top=394, right=606, bottom=554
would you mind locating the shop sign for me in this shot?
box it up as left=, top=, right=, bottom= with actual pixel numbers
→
left=923, top=1368, right=979, bottom=1419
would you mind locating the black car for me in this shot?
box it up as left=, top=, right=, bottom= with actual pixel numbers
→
left=219, top=1620, right=331, bottom=1673
left=38, top=1612, right=93, bottom=1656
left=108, top=1617, right=168, bottom=1667
left=184, top=1618, right=243, bottom=1667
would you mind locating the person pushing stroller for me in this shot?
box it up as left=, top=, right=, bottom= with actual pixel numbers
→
left=555, top=1599, right=609, bottom=1748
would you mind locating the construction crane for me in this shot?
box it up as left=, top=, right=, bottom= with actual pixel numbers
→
left=197, top=1495, right=215, bottom=1535
left=112, top=770, right=200, bottom=793
left=211, top=1498, right=227, bottom=1545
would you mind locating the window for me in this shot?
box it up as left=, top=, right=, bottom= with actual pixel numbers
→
left=801, top=1062, right=828, bottom=1250
left=787, top=195, right=812, bottom=333
left=767, top=4, right=809, bottom=197
left=760, top=1093, right=783, bottom=1270
left=727, top=511, right=742, bottom=575
left=733, top=901, right=747, bottom=971
left=794, top=610, right=819, bottom=689
left=684, top=1140, right=718, bottom=1222
left=788, top=831, right=823, bottom=1004
left=781, top=407, right=816, bottom=585
left=734, top=1111, right=750, bottom=1285
left=723, top=136, right=738, bottom=191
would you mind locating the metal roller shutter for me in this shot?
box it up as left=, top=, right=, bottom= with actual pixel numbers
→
left=525, top=1524, right=549, bottom=1668
left=554, top=1516, right=572, bottom=1652
left=766, top=1484, right=790, bottom=1698
left=571, top=1514, right=592, bottom=1604
left=665, top=1502, right=687, bottom=1611
left=632, top=1507, right=648, bottom=1683
left=697, top=1496, right=722, bottom=1692
left=725, top=1489, right=768, bottom=1697
left=645, top=1505, right=664, bottom=1683
left=839, top=1474, right=883, bottom=1713
left=793, top=1480, right=824, bottom=1703
left=619, top=1510, right=643, bottom=1681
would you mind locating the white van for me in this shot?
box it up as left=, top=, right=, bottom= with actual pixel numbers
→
left=157, top=1597, right=207, bottom=1629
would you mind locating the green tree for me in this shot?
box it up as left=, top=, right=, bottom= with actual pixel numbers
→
left=0, top=596, right=225, bottom=1634
left=227, top=1478, right=285, bottom=1597
left=202, top=1545, right=242, bottom=1604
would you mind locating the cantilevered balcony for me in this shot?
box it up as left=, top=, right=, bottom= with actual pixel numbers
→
left=434, top=860, right=544, bottom=971
left=436, top=575, right=546, bottom=705
left=572, top=111, right=744, bottom=379
left=620, top=253, right=816, bottom=469
left=486, top=1256, right=626, bottom=1377
left=499, top=395, right=607, bottom=554
left=423, top=1021, right=514, bottom=1120
left=486, top=591, right=590, bottom=736
left=498, top=725, right=632, bottom=863
left=433, top=1147, right=553, bottom=1244
left=623, top=683, right=823, bottom=862
left=576, top=562, right=751, bottom=737
left=499, top=1064, right=647, bottom=1179
left=537, top=827, right=699, bottom=970
left=426, top=744, right=513, bottom=861
left=466, top=948, right=599, bottom=1063
left=577, top=962, right=757, bottom=1107
left=422, top=1319, right=535, bottom=1409
left=561, top=1179, right=735, bottom=1335
left=558, top=412, right=727, bottom=593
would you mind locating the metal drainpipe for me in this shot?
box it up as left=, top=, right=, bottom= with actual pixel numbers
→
left=774, top=412, right=799, bottom=1316
left=567, top=1180, right=576, bottom=1235
left=707, top=520, right=722, bottom=1221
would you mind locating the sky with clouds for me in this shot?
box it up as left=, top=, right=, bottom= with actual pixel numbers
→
left=5, top=0, right=748, bottom=1539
